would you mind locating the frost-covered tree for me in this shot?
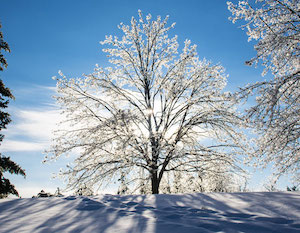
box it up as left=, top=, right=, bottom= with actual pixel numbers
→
left=117, top=172, right=129, bottom=195
left=0, top=21, right=25, bottom=198
left=74, top=184, right=94, bottom=196
left=228, top=0, right=300, bottom=183
left=169, top=161, right=244, bottom=193
left=47, top=11, right=246, bottom=194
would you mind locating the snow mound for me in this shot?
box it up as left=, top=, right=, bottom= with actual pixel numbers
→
left=0, top=192, right=300, bottom=232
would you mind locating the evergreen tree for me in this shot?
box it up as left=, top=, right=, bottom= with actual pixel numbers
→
left=0, top=21, right=25, bottom=198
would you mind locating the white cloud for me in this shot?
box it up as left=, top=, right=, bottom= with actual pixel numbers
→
left=1, top=108, right=63, bottom=152
left=11, top=109, right=62, bottom=140
left=1, top=85, right=63, bottom=153
left=0, top=140, right=48, bottom=152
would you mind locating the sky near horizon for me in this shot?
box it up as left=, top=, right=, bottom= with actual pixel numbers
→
left=0, top=0, right=291, bottom=197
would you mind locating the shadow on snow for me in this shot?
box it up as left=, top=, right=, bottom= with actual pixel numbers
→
left=0, top=192, right=299, bottom=232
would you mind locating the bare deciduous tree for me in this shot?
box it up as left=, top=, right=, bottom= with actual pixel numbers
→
left=46, top=11, right=246, bottom=194
left=228, top=0, right=300, bottom=183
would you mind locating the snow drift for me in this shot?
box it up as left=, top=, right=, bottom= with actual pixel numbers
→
left=0, top=192, right=299, bottom=232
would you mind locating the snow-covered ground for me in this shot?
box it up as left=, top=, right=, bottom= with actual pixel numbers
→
left=0, top=192, right=299, bottom=233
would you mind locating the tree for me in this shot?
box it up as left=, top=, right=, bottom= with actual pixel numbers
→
left=287, top=185, right=298, bottom=191
left=0, top=21, right=25, bottom=198
left=117, top=172, right=129, bottom=195
left=228, top=0, right=299, bottom=183
left=47, top=11, right=246, bottom=194
left=168, top=161, right=245, bottom=193
left=74, top=185, right=94, bottom=196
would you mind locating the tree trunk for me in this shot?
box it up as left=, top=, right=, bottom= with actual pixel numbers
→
left=151, top=173, right=159, bottom=194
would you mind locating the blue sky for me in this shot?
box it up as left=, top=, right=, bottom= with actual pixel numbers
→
left=0, top=0, right=291, bottom=197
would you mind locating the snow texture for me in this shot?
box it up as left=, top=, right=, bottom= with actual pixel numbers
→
left=0, top=192, right=300, bottom=232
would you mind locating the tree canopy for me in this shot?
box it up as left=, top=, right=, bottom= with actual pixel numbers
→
left=47, top=11, right=247, bottom=194
left=228, top=0, right=299, bottom=183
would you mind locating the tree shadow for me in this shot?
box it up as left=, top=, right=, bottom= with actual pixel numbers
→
left=151, top=192, right=300, bottom=233
left=0, top=192, right=300, bottom=232
left=34, top=195, right=154, bottom=233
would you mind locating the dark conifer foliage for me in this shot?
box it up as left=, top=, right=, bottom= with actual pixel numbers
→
left=0, top=22, right=10, bottom=71
left=0, top=157, right=26, bottom=198
left=0, top=21, right=25, bottom=198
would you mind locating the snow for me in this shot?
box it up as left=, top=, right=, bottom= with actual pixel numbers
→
left=0, top=192, right=300, bottom=233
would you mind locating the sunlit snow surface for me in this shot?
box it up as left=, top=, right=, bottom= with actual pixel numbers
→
left=0, top=192, right=300, bottom=232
